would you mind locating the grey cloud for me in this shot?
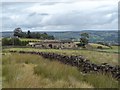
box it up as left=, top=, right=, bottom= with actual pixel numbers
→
left=29, top=12, right=49, bottom=17
left=1, top=1, right=118, bottom=31
left=41, top=8, right=117, bottom=27
left=1, top=0, right=79, bottom=3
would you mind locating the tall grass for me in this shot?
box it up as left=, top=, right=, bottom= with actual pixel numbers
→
left=34, top=61, right=118, bottom=88
left=2, top=53, right=93, bottom=88
left=4, top=48, right=118, bottom=65
left=2, top=64, right=23, bottom=83
left=2, top=53, right=118, bottom=88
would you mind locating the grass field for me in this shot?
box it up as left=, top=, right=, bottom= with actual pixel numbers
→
left=89, top=43, right=110, bottom=49
left=19, top=38, right=41, bottom=42
left=4, top=48, right=119, bottom=65
left=75, top=42, right=119, bottom=53
left=2, top=38, right=41, bottom=42
left=97, top=46, right=119, bottom=53
left=2, top=53, right=118, bottom=88
left=89, top=44, right=119, bottom=54
left=75, top=42, right=110, bottom=48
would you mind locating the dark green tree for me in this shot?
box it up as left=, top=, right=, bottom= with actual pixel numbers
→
left=80, top=33, right=89, bottom=47
left=13, top=28, right=55, bottom=39
left=27, top=30, right=31, bottom=38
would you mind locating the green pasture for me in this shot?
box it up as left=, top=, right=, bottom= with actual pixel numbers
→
left=3, top=48, right=119, bottom=65
left=97, top=46, right=119, bottom=53
left=89, top=43, right=110, bottom=49
left=19, top=38, right=41, bottom=42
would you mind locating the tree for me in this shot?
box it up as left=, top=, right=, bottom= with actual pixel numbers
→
left=13, top=27, right=22, bottom=37
left=13, top=28, right=55, bottom=39
left=27, top=30, right=31, bottom=38
left=80, top=33, right=89, bottom=47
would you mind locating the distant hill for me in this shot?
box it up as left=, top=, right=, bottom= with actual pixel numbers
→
left=2, top=30, right=118, bottom=44
left=2, top=32, right=14, bottom=38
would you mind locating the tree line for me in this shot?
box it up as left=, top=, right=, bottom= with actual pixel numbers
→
left=14, top=27, right=55, bottom=40
left=2, top=29, right=90, bottom=47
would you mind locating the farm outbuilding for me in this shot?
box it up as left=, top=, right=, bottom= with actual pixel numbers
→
left=28, top=40, right=78, bottom=49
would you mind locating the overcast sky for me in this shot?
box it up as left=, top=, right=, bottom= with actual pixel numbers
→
left=1, top=0, right=119, bottom=32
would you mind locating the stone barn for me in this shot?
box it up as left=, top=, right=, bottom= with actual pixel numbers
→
left=29, top=40, right=78, bottom=49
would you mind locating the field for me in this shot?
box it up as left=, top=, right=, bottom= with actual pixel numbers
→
left=75, top=42, right=119, bottom=53
left=19, top=38, right=40, bottom=42
left=4, top=48, right=119, bottom=65
left=2, top=46, right=119, bottom=88
left=89, top=43, right=110, bottom=49
left=2, top=53, right=119, bottom=88
left=89, top=43, right=119, bottom=53
left=75, top=42, right=111, bottom=49
left=2, top=1, right=119, bottom=88
left=2, top=38, right=40, bottom=42
left=97, top=46, right=119, bottom=53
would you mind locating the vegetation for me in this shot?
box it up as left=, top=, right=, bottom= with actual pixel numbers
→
left=89, top=43, right=110, bottom=49
left=2, top=38, right=29, bottom=46
left=97, top=42, right=112, bottom=48
left=4, top=48, right=119, bottom=65
left=2, top=30, right=119, bottom=88
left=75, top=42, right=119, bottom=53
left=2, top=31, right=118, bottom=44
left=19, top=38, right=40, bottom=42
left=77, top=33, right=89, bottom=47
left=2, top=53, right=118, bottom=88
left=14, top=27, right=54, bottom=40
left=2, top=37, right=43, bottom=46
left=97, top=46, right=119, bottom=53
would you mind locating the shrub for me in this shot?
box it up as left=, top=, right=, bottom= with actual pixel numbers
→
left=97, top=46, right=103, bottom=49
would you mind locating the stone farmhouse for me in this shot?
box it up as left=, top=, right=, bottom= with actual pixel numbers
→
left=28, top=40, right=78, bottom=49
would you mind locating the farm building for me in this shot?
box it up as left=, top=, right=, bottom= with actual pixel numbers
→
left=28, top=40, right=78, bottom=49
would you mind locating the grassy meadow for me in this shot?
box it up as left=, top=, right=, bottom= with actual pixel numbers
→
left=73, top=42, right=119, bottom=53
left=97, top=46, right=119, bottom=53
left=2, top=53, right=118, bottom=88
left=4, top=47, right=119, bottom=65
left=19, top=38, right=40, bottom=42
left=2, top=45, right=119, bottom=88
left=89, top=43, right=110, bottom=49
left=86, top=43, right=119, bottom=53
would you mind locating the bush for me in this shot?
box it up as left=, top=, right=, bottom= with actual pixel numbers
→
left=2, top=38, right=21, bottom=46
left=97, top=46, right=103, bottom=49
left=2, top=38, right=29, bottom=46
left=2, top=38, right=10, bottom=46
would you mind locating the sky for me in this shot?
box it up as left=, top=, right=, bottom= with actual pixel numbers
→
left=0, top=0, right=119, bottom=32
